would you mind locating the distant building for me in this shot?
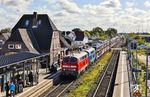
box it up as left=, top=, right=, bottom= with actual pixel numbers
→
left=62, top=30, right=89, bottom=46
left=62, top=31, right=76, bottom=41
left=2, top=12, right=71, bottom=65
left=61, top=31, right=75, bottom=46
left=0, top=33, right=10, bottom=54
left=73, top=31, right=88, bottom=46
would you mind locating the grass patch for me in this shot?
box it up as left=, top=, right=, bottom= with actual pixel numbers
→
left=133, top=49, right=146, bottom=56
left=145, top=43, right=150, bottom=48
left=68, top=51, right=113, bottom=97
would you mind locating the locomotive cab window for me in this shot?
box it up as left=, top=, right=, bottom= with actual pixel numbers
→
left=70, top=57, right=77, bottom=63
left=63, top=57, right=69, bottom=63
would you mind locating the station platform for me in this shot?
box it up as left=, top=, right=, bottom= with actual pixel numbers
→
left=1, top=69, right=58, bottom=97
left=113, top=51, right=130, bottom=97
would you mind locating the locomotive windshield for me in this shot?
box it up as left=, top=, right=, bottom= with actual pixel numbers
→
left=63, top=57, right=77, bottom=63
left=70, top=57, right=77, bottom=63
left=63, top=57, right=69, bottom=63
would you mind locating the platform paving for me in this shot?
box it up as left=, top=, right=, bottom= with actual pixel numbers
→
left=113, top=51, right=130, bottom=97
left=1, top=69, right=53, bottom=97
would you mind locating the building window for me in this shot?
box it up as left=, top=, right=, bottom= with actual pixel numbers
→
left=25, top=20, right=29, bottom=26
left=0, top=40, right=4, bottom=49
left=38, top=20, right=41, bottom=25
left=8, top=44, right=14, bottom=49
left=15, top=44, right=22, bottom=49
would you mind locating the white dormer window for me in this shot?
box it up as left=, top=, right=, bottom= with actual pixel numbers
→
left=38, top=20, right=41, bottom=25
left=15, top=44, right=22, bottom=49
left=25, top=20, right=29, bottom=26
left=32, top=25, right=37, bottom=28
left=8, top=44, right=14, bottom=49
left=0, top=40, right=4, bottom=49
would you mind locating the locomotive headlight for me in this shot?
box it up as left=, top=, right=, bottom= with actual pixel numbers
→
left=71, top=65, right=77, bottom=68
left=72, top=69, right=76, bottom=71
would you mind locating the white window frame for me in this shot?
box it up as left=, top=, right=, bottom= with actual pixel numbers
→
left=15, top=44, right=22, bottom=49
left=25, top=20, right=29, bottom=26
left=0, top=40, right=4, bottom=49
left=8, top=44, right=14, bottom=49
left=38, top=20, right=41, bottom=25
left=0, top=40, right=4, bottom=44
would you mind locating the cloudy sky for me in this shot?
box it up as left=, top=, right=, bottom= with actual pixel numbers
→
left=0, top=0, right=150, bottom=33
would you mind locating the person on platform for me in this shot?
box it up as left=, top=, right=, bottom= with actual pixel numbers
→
left=18, top=76, right=23, bottom=92
left=5, top=81, right=9, bottom=97
left=35, top=71, right=39, bottom=85
left=14, top=79, right=18, bottom=94
left=9, top=82, right=15, bottom=97
left=28, top=71, right=33, bottom=86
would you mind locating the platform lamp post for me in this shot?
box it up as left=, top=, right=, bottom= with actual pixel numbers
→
left=133, top=40, right=138, bottom=83
left=138, top=44, right=148, bottom=97
left=127, top=37, right=132, bottom=63
left=130, top=39, right=134, bottom=72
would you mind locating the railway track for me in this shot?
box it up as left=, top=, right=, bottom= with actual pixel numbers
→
left=39, top=46, right=121, bottom=97
left=17, top=71, right=61, bottom=97
left=91, top=50, right=120, bottom=97
left=41, top=79, right=74, bottom=97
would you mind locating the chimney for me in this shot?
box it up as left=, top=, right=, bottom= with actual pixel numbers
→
left=32, top=12, right=37, bottom=27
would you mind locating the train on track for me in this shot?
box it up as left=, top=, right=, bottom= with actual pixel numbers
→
left=61, top=36, right=120, bottom=78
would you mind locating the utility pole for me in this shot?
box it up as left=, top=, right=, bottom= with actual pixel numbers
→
left=136, top=42, right=138, bottom=83
left=146, top=47, right=148, bottom=97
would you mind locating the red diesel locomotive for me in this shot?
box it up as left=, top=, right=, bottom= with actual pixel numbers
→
left=61, top=52, right=88, bottom=78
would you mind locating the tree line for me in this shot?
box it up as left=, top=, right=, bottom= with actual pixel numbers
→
left=72, top=27, right=117, bottom=40
left=0, top=28, right=11, bottom=34
left=0, top=27, right=118, bottom=41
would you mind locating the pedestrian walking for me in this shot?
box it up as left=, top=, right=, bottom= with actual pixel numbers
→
left=18, top=77, right=23, bottom=92
left=5, top=81, right=9, bottom=97
left=14, top=79, right=18, bottom=94
left=35, top=71, right=39, bottom=85
left=28, top=71, right=33, bottom=86
left=9, top=82, right=15, bottom=97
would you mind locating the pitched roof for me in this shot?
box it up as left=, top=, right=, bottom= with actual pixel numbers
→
left=18, top=29, right=39, bottom=53
left=74, top=31, right=85, bottom=41
left=10, top=14, right=56, bottom=52
left=47, top=16, right=58, bottom=31
left=0, top=52, right=40, bottom=68
left=6, top=13, right=71, bottom=53
left=59, top=32, right=71, bottom=48
left=2, top=33, right=11, bottom=40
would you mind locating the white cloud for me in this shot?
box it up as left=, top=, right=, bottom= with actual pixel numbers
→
left=82, top=0, right=122, bottom=17
left=0, top=0, right=32, bottom=12
left=0, top=0, right=150, bottom=33
left=46, top=0, right=81, bottom=14
left=54, top=10, right=69, bottom=17
left=100, top=0, right=121, bottom=8
left=144, top=1, right=150, bottom=7
left=0, top=8, right=19, bottom=29
left=126, top=1, right=135, bottom=7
